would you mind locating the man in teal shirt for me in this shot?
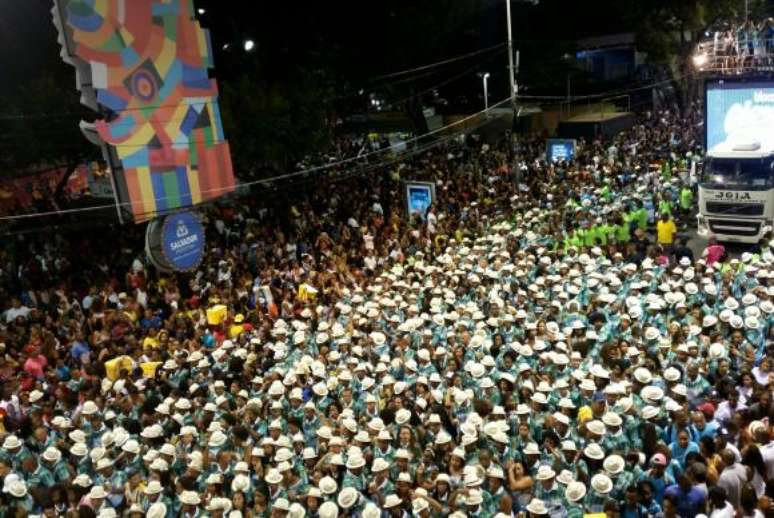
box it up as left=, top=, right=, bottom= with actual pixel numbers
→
left=22, top=456, right=56, bottom=490
left=41, top=447, right=71, bottom=484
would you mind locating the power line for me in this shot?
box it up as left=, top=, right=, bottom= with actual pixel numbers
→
left=514, top=77, right=679, bottom=102
left=0, top=44, right=505, bottom=120
left=322, top=46, right=507, bottom=104
left=0, top=101, right=217, bottom=121
left=370, top=43, right=506, bottom=81
left=0, top=114, right=494, bottom=236
left=383, top=47, right=508, bottom=109
left=0, top=97, right=511, bottom=222
left=1, top=46, right=505, bottom=120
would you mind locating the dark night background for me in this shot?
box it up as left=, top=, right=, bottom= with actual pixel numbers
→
left=0, top=0, right=768, bottom=180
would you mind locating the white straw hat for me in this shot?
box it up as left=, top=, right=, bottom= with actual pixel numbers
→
left=179, top=490, right=201, bottom=506
left=337, top=487, right=359, bottom=509
left=526, top=498, right=549, bottom=515
left=88, top=485, right=107, bottom=500
left=591, top=473, right=613, bottom=494
left=565, top=481, right=587, bottom=503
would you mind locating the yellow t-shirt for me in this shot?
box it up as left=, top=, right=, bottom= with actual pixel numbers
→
left=142, top=336, right=160, bottom=350
left=656, top=219, right=676, bottom=244
left=298, top=283, right=317, bottom=302
left=228, top=324, right=244, bottom=339
left=140, top=362, right=162, bottom=378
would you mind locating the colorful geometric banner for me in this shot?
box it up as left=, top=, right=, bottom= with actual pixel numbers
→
left=52, top=0, right=235, bottom=222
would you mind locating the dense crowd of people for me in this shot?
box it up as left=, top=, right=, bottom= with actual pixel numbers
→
left=0, top=104, right=772, bottom=518
left=699, top=18, right=774, bottom=71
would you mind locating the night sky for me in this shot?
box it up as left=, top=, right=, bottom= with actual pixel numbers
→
left=0, top=0, right=636, bottom=100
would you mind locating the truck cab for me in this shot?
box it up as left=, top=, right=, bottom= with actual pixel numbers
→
left=697, top=143, right=774, bottom=243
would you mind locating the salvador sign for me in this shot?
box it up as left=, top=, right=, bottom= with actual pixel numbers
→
left=160, top=211, right=205, bottom=271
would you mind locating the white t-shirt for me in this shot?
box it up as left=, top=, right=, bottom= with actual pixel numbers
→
left=750, top=469, right=765, bottom=498
left=752, top=366, right=769, bottom=386
left=709, top=501, right=735, bottom=518
left=427, top=212, right=437, bottom=234
left=136, top=289, right=148, bottom=309
left=4, top=306, right=30, bottom=323
left=761, top=441, right=774, bottom=480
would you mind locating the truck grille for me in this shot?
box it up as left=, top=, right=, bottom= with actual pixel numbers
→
left=708, top=219, right=761, bottom=237
left=705, top=202, right=764, bottom=216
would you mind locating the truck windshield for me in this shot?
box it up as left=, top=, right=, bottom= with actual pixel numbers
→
left=702, top=157, right=774, bottom=191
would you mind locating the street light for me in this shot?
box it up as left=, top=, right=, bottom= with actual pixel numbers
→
left=482, top=72, right=490, bottom=112
left=244, top=40, right=255, bottom=52
left=692, top=52, right=708, bottom=68
left=197, top=8, right=205, bottom=14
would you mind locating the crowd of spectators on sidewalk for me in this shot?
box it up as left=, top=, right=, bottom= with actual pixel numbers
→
left=0, top=105, right=771, bottom=518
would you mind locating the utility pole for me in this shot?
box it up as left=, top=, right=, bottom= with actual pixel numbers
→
left=506, top=0, right=516, bottom=107
left=507, top=2, right=537, bottom=110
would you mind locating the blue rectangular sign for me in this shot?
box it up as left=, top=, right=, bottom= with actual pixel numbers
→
left=546, top=139, right=576, bottom=163
left=405, top=181, right=435, bottom=220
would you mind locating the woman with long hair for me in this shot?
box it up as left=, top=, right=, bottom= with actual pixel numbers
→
left=507, top=460, right=534, bottom=513
left=707, top=486, right=734, bottom=518
left=396, top=425, right=421, bottom=461
left=739, top=484, right=765, bottom=518
left=639, top=421, right=661, bottom=460
left=741, top=445, right=769, bottom=498
left=699, top=436, right=722, bottom=485
left=447, top=449, right=465, bottom=487
left=738, top=371, right=756, bottom=406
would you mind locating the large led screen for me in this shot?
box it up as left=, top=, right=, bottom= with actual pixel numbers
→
left=706, top=79, right=774, bottom=153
